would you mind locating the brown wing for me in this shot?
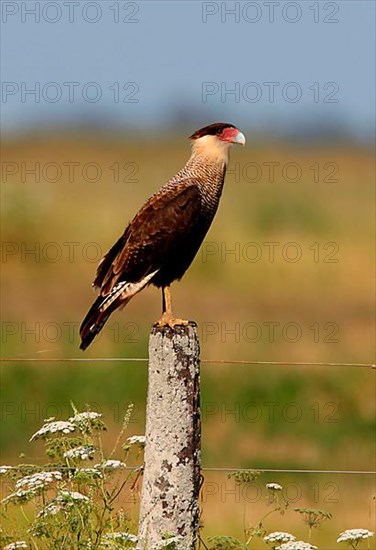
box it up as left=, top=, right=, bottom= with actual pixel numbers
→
left=94, top=184, right=202, bottom=295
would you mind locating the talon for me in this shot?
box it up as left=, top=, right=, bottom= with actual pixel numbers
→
left=157, top=313, right=189, bottom=327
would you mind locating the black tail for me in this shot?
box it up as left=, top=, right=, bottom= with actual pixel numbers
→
left=79, top=287, right=131, bottom=350
left=79, top=270, right=159, bottom=350
left=79, top=295, right=112, bottom=351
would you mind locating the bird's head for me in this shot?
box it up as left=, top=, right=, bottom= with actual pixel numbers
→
left=189, top=123, right=245, bottom=164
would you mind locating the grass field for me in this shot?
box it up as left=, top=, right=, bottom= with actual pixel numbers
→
left=1, top=133, right=375, bottom=546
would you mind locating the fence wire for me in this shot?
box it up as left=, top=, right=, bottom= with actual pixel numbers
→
left=1, top=465, right=375, bottom=475
left=1, top=357, right=375, bottom=369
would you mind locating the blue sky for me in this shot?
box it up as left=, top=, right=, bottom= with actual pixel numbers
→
left=1, top=0, right=375, bottom=139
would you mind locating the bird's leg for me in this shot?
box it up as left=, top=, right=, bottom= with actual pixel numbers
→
left=157, top=286, right=189, bottom=327
left=162, top=285, right=171, bottom=315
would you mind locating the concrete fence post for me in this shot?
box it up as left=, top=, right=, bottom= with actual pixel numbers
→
left=137, top=322, right=201, bottom=550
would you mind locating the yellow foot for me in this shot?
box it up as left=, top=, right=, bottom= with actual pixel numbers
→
left=157, top=312, right=189, bottom=328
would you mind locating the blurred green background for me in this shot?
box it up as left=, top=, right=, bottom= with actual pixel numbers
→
left=1, top=133, right=374, bottom=545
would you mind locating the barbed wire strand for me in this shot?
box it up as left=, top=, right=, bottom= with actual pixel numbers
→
left=1, top=465, right=375, bottom=475
left=202, top=468, right=376, bottom=475
left=1, top=357, right=375, bottom=369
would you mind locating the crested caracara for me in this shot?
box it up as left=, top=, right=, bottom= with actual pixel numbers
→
left=79, top=122, right=245, bottom=350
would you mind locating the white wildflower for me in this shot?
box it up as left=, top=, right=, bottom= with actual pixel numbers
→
left=95, top=460, right=126, bottom=471
left=63, top=445, right=96, bottom=460
left=38, top=489, right=91, bottom=517
left=69, top=411, right=102, bottom=423
left=30, top=420, right=75, bottom=440
left=337, top=529, right=374, bottom=543
left=7, top=473, right=73, bottom=508
left=127, top=435, right=146, bottom=446
left=2, top=488, right=37, bottom=505
left=0, top=465, right=13, bottom=475
left=4, top=542, right=28, bottom=550
left=38, top=501, right=64, bottom=517
left=265, top=532, right=296, bottom=544
left=61, top=490, right=91, bottom=502
left=266, top=482, right=283, bottom=491
left=276, top=542, right=317, bottom=550
left=15, top=471, right=62, bottom=492
left=72, top=467, right=103, bottom=479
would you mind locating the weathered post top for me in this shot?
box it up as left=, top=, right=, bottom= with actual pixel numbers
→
left=138, top=322, right=201, bottom=550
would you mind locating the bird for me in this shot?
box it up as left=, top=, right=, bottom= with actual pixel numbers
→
left=79, top=122, right=245, bottom=350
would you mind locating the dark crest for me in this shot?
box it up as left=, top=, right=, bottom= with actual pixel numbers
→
left=189, top=122, right=236, bottom=140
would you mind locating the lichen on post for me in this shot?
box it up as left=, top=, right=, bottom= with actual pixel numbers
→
left=137, top=322, right=201, bottom=550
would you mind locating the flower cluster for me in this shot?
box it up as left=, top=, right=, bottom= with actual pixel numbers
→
left=30, top=420, right=75, bottom=441
left=2, top=488, right=36, bottom=505
left=62, top=490, right=91, bottom=502
left=38, top=490, right=91, bottom=518
left=71, top=467, right=103, bottom=480
left=63, top=445, right=96, bottom=461
left=276, top=542, right=317, bottom=550
left=127, top=435, right=146, bottom=446
left=15, top=471, right=62, bottom=492
left=337, top=529, right=374, bottom=543
left=265, top=532, right=296, bottom=544
left=95, top=460, right=126, bottom=472
left=69, top=412, right=102, bottom=423
left=266, top=483, right=283, bottom=491
left=4, top=542, right=28, bottom=550
left=2, top=471, right=63, bottom=505
left=66, top=411, right=105, bottom=435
